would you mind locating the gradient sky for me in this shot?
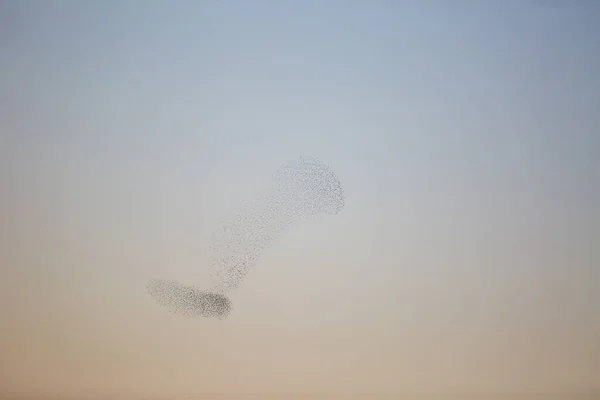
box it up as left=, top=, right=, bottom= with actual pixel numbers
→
left=1, top=0, right=599, bottom=397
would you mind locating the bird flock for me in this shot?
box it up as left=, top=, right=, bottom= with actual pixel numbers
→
left=147, top=156, right=345, bottom=318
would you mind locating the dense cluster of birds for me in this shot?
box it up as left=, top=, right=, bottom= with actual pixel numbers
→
left=148, top=156, right=345, bottom=318
left=147, top=278, right=232, bottom=319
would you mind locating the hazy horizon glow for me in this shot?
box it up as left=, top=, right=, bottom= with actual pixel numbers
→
left=1, top=1, right=599, bottom=396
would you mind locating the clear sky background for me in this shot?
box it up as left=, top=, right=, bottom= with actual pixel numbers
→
left=1, top=0, right=599, bottom=397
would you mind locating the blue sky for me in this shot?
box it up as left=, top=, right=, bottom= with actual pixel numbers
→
left=1, top=1, right=599, bottom=396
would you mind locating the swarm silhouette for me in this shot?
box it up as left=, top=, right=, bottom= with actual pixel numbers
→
left=149, top=156, right=345, bottom=318
left=147, top=278, right=231, bottom=319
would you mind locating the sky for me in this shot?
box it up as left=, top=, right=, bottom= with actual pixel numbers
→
left=1, top=0, right=599, bottom=397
